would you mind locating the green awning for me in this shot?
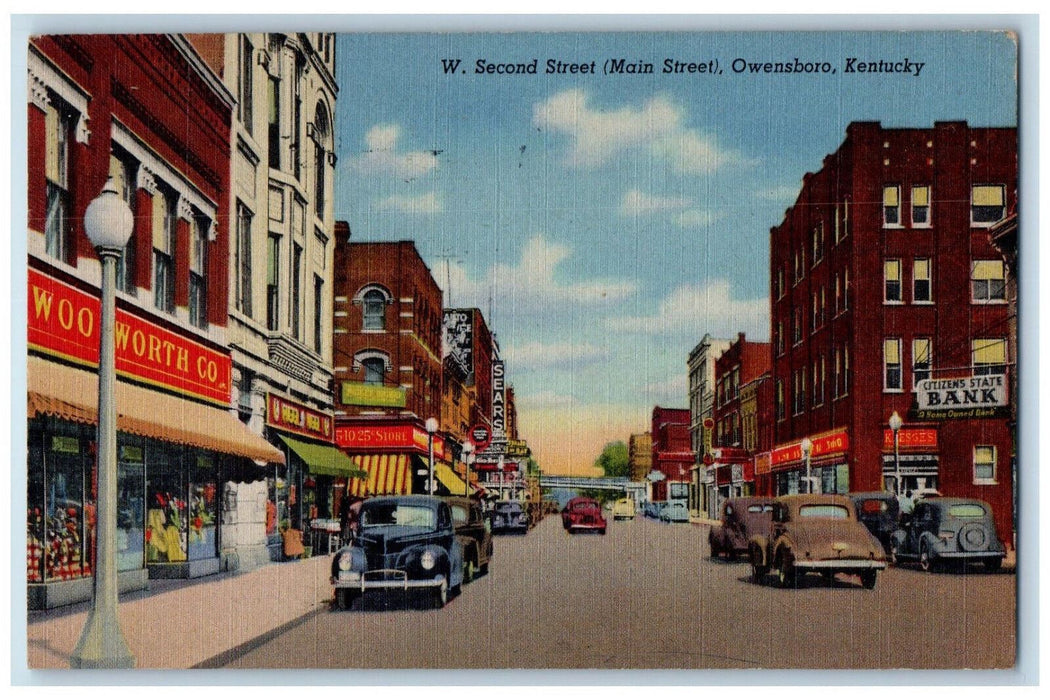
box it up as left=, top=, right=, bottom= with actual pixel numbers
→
left=277, top=434, right=367, bottom=479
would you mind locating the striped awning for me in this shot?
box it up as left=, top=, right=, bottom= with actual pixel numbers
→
left=346, top=453, right=411, bottom=497
left=434, top=461, right=470, bottom=496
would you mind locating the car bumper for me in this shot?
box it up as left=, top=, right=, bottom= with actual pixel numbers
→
left=569, top=523, right=606, bottom=530
left=795, top=559, right=887, bottom=571
left=931, top=550, right=1004, bottom=560
left=331, top=569, right=444, bottom=591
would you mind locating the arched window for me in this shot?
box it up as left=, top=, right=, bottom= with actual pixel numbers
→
left=363, top=289, right=386, bottom=330
left=362, top=357, right=385, bottom=385
left=312, top=102, right=331, bottom=218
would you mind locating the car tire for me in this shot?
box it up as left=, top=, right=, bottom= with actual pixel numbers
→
left=479, top=560, right=489, bottom=576
left=599, top=528, right=606, bottom=535
left=919, top=543, right=933, bottom=573
left=985, top=557, right=1003, bottom=573
left=777, top=552, right=797, bottom=588
left=889, top=544, right=900, bottom=566
left=432, top=578, right=449, bottom=609
left=710, top=540, right=721, bottom=559
left=463, top=557, right=476, bottom=584
left=860, top=570, right=877, bottom=590
left=751, top=560, right=768, bottom=584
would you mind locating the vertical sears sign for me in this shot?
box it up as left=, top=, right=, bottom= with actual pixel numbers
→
left=491, top=360, right=506, bottom=443
left=442, top=309, right=473, bottom=382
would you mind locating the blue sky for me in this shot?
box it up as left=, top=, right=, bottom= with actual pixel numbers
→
left=331, top=31, right=1017, bottom=474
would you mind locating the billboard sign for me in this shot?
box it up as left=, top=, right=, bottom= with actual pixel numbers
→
left=442, top=309, right=473, bottom=381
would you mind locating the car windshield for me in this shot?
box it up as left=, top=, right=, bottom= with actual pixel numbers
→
left=798, top=504, right=850, bottom=519
left=747, top=504, right=773, bottom=513
left=948, top=503, right=987, bottom=518
left=360, top=503, right=436, bottom=529
left=571, top=502, right=596, bottom=511
left=450, top=504, right=469, bottom=524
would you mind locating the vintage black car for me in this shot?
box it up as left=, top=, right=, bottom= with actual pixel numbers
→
left=849, top=491, right=900, bottom=552
left=445, top=496, right=493, bottom=582
left=330, top=495, right=464, bottom=609
left=889, top=497, right=1005, bottom=572
left=709, top=497, right=774, bottom=560
left=491, top=500, right=529, bottom=534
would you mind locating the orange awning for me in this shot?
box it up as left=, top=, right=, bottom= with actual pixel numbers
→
left=346, top=453, right=411, bottom=497
left=27, top=356, right=284, bottom=464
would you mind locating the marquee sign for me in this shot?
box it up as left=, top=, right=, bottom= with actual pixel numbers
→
left=267, top=393, right=333, bottom=441
left=913, top=375, right=1009, bottom=420
left=771, top=428, right=849, bottom=467
left=334, top=421, right=448, bottom=459
left=882, top=427, right=938, bottom=450
left=491, top=360, right=507, bottom=443
left=28, top=267, right=231, bottom=406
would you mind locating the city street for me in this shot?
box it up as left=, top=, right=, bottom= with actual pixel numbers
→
left=212, top=515, right=1015, bottom=670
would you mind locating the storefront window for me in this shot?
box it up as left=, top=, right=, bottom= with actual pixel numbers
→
left=188, top=453, right=218, bottom=561
left=117, top=440, right=146, bottom=571
left=27, top=430, right=47, bottom=583
left=787, top=471, right=800, bottom=494
left=821, top=467, right=836, bottom=495
left=836, top=464, right=850, bottom=494
left=43, top=432, right=92, bottom=581
left=146, top=446, right=187, bottom=564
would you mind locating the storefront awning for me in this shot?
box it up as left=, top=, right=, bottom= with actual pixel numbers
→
left=434, top=461, right=470, bottom=496
left=346, top=453, right=411, bottom=497
left=277, top=434, right=366, bottom=479
left=27, top=356, right=284, bottom=464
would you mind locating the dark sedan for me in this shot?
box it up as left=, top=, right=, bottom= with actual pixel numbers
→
left=890, top=497, right=1005, bottom=572
left=709, top=497, right=774, bottom=560
left=491, top=500, right=529, bottom=535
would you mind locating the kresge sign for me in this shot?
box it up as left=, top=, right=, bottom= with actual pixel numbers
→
left=914, top=375, right=1008, bottom=420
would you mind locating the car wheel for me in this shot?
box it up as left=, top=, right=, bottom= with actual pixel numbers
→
left=432, top=578, right=449, bottom=609
left=821, top=570, right=835, bottom=584
left=985, top=557, right=1003, bottom=573
left=919, top=543, right=933, bottom=572
left=889, top=544, right=900, bottom=566
left=751, top=560, right=768, bottom=584
left=710, top=540, right=721, bottom=559
left=479, top=560, right=490, bottom=576
left=777, top=553, right=797, bottom=588
left=859, top=570, right=877, bottom=590
left=463, top=557, right=477, bottom=584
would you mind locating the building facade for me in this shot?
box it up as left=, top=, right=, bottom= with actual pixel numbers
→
left=649, top=407, right=692, bottom=505
left=686, top=334, right=731, bottom=517
left=188, top=32, right=342, bottom=567
left=628, top=432, right=653, bottom=483
left=769, top=120, right=1016, bottom=543
left=26, top=35, right=284, bottom=608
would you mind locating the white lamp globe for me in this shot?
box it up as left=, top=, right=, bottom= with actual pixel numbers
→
left=84, top=177, right=134, bottom=250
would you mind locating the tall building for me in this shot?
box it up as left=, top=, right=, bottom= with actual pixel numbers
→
left=188, top=32, right=344, bottom=567
left=26, top=35, right=283, bottom=607
left=687, top=334, right=731, bottom=516
left=769, top=121, right=1016, bottom=544
left=649, top=407, right=692, bottom=504
left=628, top=432, right=653, bottom=483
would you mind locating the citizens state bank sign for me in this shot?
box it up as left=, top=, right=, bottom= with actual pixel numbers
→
left=914, top=375, right=1008, bottom=420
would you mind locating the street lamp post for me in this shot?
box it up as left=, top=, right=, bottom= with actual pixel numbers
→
left=462, top=440, right=475, bottom=497
left=426, top=417, right=439, bottom=495
left=889, top=411, right=903, bottom=496
left=71, top=178, right=136, bottom=668
left=800, top=437, right=813, bottom=495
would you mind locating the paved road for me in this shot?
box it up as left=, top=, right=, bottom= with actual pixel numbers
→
left=215, top=515, right=1015, bottom=669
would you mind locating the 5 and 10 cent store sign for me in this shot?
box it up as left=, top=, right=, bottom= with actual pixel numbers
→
left=28, top=268, right=231, bottom=406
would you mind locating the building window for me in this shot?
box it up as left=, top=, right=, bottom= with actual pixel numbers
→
left=776, top=267, right=784, bottom=300
left=842, top=197, right=850, bottom=238
left=833, top=203, right=840, bottom=243
left=913, top=258, right=932, bottom=303
left=912, top=185, right=931, bottom=226
left=776, top=321, right=784, bottom=356
left=267, top=75, right=281, bottom=169
left=884, top=259, right=902, bottom=303
left=109, top=149, right=138, bottom=293
left=833, top=347, right=842, bottom=399
left=971, top=185, right=1006, bottom=226
left=812, top=359, right=823, bottom=407
left=812, top=223, right=823, bottom=264
left=971, top=260, right=1006, bottom=302
left=794, top=248, right=806, bottom=284
left=362, top=357, right=386, bottom=385
left=189, top=215, right=208, bottom=328
left=793, top=308, right=803, bottom=345
left=775, top=380, right=785, bottom=421
left=792, top=369, right=806, bottom=416
left=972, top=338, right=1007, bottom=376
left=266, top=233, right=280, bottom=331
left=362, top=289, right=386, bottom=330
left=291, top=243, right=303, bottom=340
left=973, top=445, right=997, bottom=484
left=313, top=274, right=324, bottom=354
left=843, top=346, right=850, bottom=396
left=913, top=338, right=932, bottom=389
left=884, top=338, right=902, bottom=391
left=843, top=268, right=850, bottom=310
left=236, top=370, right=254, bottom=424
left=883, top=185, right=901, bottom=226
left=235, top=202, right=253, bottom=317
left=239, top=36, right=253, bottom=134
left=44, top=95, right=73, bottom=264
left=152, top=188, right=176, bottom=314
left=292, top=59, right=302, bottom=181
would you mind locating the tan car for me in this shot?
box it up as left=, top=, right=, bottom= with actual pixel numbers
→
left=748, top=494, right=887, bottom=589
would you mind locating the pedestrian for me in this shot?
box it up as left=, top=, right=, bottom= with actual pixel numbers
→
left=899, top=489, right=915, bottom=517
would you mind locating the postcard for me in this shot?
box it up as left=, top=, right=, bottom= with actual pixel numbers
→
left=19, top=23, right=1023, bottom=676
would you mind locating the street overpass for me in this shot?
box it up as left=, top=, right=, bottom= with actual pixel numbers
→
left=538, top=475, right=647, bottom=503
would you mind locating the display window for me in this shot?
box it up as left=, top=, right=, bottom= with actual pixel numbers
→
left=117, top=439, right=146, bottom=571
left=188, top=453, right=218, bottom=561
left=146, top=446, right=188, bottom=563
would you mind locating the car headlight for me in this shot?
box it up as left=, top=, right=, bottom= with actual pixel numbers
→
left=338, top=551, right=353, bottom=571
left=420, top=549, right=436, bottom=570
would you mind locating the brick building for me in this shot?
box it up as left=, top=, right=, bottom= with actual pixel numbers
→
left=768, top=121, right=1016, bottom=544
left=649, top=407, right=692, bottom=504
left=26, top=35, right=283, bottom=607
left=687, top=334, right=731, bottom=516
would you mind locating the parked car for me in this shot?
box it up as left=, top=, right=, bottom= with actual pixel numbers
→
left=330, top=495, right=464, bottom=610
left=642, top=501, right=662, bottom=519
left=445, top=496, right=493, bottom=583
left=612, top=497, right=636, bottom=521
left=848, top=491, right=900, bottom=552
left=709, top=497, right=775, bottom=560
left=491, top=500, right=529, bottom=535
left=748, top=494, right=887, bottom=589
left=659, top=502, right=690, bottom=523
left=889, top=497, right=1005, bottom=572
left=563, top=497, right=607, bottom=534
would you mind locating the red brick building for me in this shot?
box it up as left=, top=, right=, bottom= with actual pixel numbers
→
left=768, top=121, right=1016, bottom=544
left=711, top=334, right=771, bottom=501
left=650, top=407, right=692, bottom=503
left=26, top=35, right=283, bottom=606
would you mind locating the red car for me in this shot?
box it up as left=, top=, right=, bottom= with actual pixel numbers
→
left=561, top=497, right=607, bottom=534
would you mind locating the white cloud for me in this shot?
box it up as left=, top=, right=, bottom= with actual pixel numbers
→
left=351, top=124, right=439, bottom=179
left=442, top=235, right=638, bottom=314
left=504, top=341, right=605, bottom=371
left=619, top=189, right=690, bottom=216
left=377, top=192, right=443, bottom=215
left=533, top=88, right=743, bottom=174
left=674, top=209, right=719, bottom=228
left=758, top=184, right=801, bottom=201
left=605, top=279, right=768, bottom=338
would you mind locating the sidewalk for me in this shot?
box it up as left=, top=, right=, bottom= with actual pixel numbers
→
left=26, top=555, right=333, bottom=669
